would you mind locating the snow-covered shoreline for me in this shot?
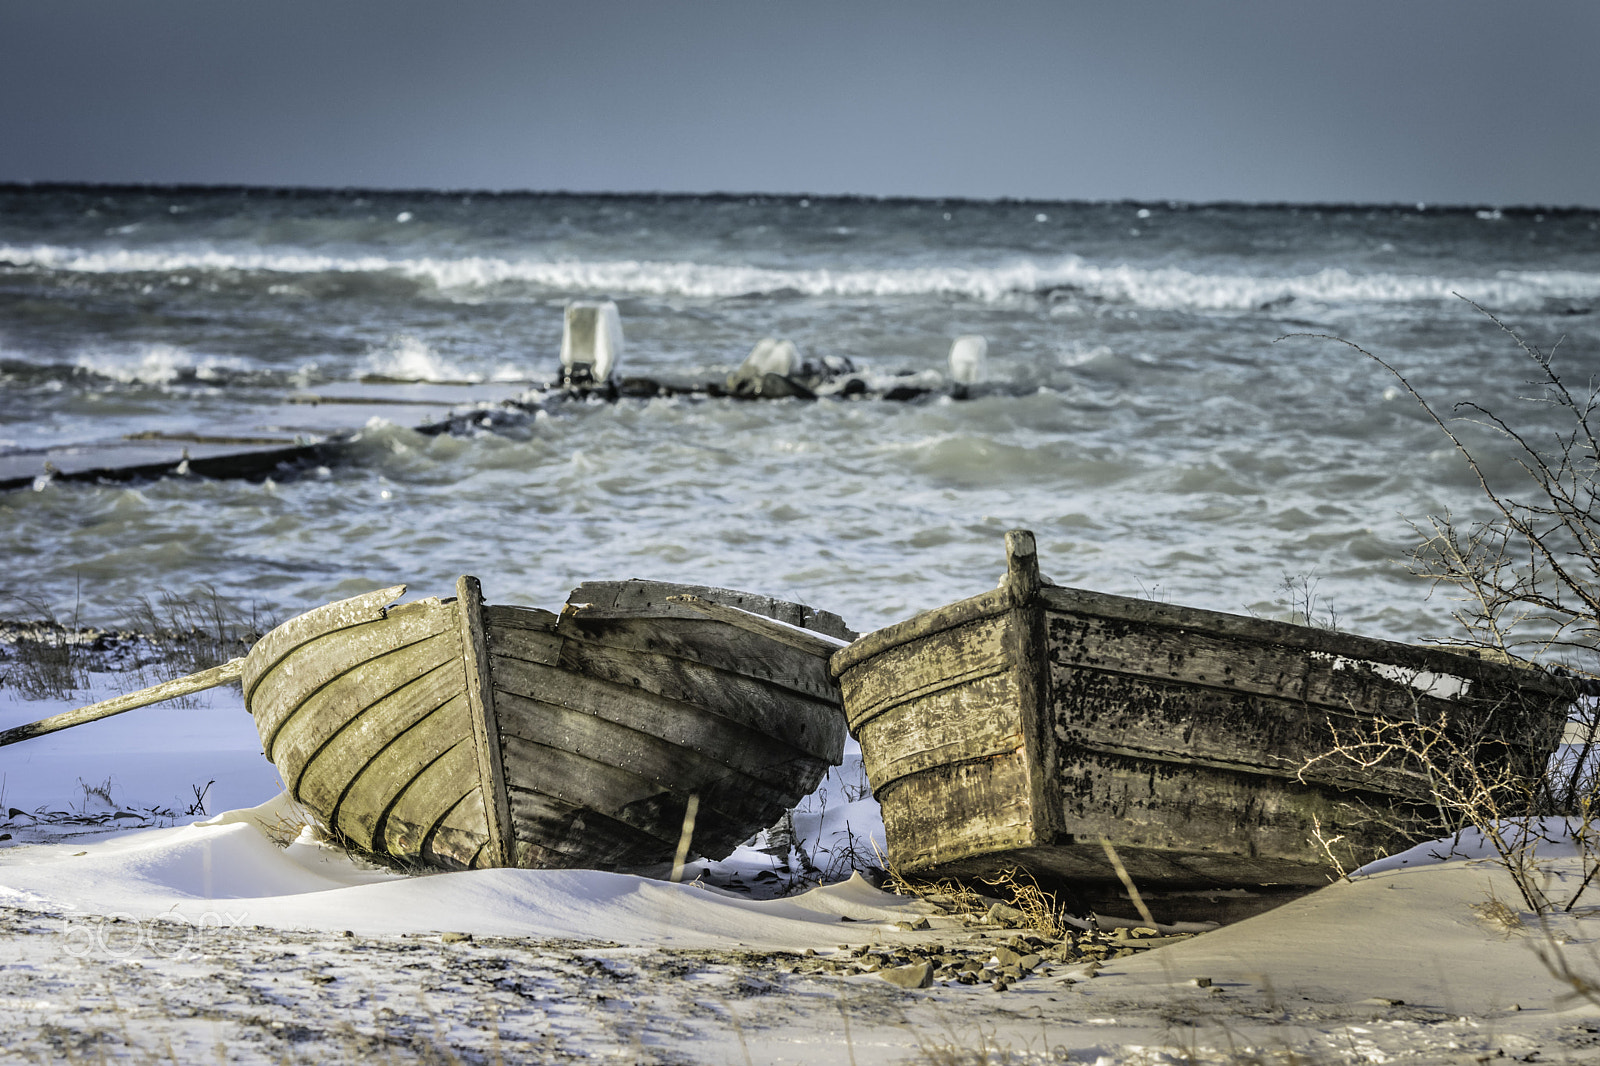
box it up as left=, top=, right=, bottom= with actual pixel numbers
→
left=5, top=649, right=1600, bottom=1062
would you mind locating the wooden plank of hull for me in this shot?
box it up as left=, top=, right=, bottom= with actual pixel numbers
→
left=495, top=688, right=822, bottom=857
left=666, top=595, right=851, bottom=659
left=483, top=592, right=838, bottom=857
left=483, top=605, right=563, bottom=653
left=1051, top=750, right=1429, bottom=884
left=557, top=613, right=840, bottom=703
left=1044, top=609, right=1565, bottom=755
left=330, top=694, right=480, bottom=858
left=568, top=579, right=856, bottom=641
left=377, top=735, right=486, bottom=869
left=499, top=732, right=803, bottom=867
left=294, top=660, right=467, bottom=845
left=1048, top=664, right=1439, bottom=799
left=839, top=609, right=1015, bottom=734
left=504, top=785, right=680, bottom=869
left=1039, top=583, right=1576, bottom=700
left=492, top=658, right=827, bottom=795
left=873, top=754, right=1043, bottom=874
left=269, top=630, right=461, bottom=797
left=554, top=636, right=846, bottom=762
left=241, top=584, right=407, bottom=707
left=495, top=683, right=824, bottom=817
left=249, top=599, right=456, bottom=760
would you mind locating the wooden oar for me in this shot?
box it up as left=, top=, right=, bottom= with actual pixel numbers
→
left=0, top=657, right=246, bottom=749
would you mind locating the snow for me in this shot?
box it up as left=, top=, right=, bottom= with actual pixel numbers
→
left=5, top=664, right=1600, bottom=1062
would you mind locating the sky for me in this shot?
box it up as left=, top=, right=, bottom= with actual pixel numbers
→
left=1, top=1, right=1597, bottom=206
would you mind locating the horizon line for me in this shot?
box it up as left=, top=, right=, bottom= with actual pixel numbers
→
left=3, top=180, right=1597, bottom=216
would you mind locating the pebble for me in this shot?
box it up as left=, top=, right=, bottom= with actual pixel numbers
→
left=986, top=903, right=1029, bottom=928
left=880, top=960, right=934, bottom=989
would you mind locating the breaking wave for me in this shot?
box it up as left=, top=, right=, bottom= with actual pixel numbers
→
left=3, top=242, right=1597, bottom=311
left=73, top=344, right=247, bottom=385
left=360, top=335, right=527, bottom=383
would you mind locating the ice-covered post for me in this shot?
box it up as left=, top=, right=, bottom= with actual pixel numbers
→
left=560, top=301, right=624, bottom=387
left=949, top=334, right=987, bottom=399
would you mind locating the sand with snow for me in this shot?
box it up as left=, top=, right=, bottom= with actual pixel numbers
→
left=4, top=666, right=1600, bottom=1063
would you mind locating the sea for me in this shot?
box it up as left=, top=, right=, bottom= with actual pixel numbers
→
left=2, top=186, right=1597, bottom=642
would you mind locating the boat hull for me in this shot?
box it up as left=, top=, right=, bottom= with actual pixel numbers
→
left=832, top=531, right=1575, bottom=920
left=242, top=577, right=850, bottom=871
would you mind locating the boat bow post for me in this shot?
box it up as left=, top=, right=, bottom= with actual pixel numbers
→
left=456, top=575, right=513, bottom=869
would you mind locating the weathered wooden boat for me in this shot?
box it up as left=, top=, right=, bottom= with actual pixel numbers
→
left=240, top=576, right=853, bottom=871
left=831, top=530, right=1577, bottom=921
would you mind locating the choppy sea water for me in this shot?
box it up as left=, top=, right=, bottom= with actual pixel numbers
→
left=2, top=187, right=1597, bottom=639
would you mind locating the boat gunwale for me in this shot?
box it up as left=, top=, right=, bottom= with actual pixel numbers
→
left=242, top=584, right=411, bottom=706
left=831, top=585, right=1015, bottom=678
left=832, top=579, right=1576, bottom=699
left=1039, top=584, right=1579, bottom=696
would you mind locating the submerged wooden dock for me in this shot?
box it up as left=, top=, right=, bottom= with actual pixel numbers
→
left=0, top=380, right=533, bottom=493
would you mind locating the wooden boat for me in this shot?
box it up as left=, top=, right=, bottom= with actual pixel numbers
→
left=831, top=530, right=1577, bottom=921
left=240, top=576, right=853, bottom=871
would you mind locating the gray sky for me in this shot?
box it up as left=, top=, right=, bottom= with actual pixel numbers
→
left=2, top=0, right=1597, bottom=205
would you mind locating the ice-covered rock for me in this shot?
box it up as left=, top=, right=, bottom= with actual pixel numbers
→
left=726, top=337, right=805, bottom=396
left=744, top=337, right=800, bottom=378
left=560, top=301, right=624, bottom=386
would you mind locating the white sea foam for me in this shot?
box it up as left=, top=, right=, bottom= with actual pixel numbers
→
left=5, top=242, right=1596, bottom=311
left=362, top=334, right=481, bottom=382
left=73, top=343, right=241, bottom=385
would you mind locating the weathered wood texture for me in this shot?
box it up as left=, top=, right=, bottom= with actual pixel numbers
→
left=0, top=657, right=245, bottom=749
left=568, top=579, right=856, bottom=641
left=241, top=576, right=852, bottom=874
left=457, top=576, right=512, bottom=869
left=667, top=595, right=850, bottom=658
left=484, top=580, right=850, bottom=869
left=832, top=530, right=1577, bottom=914
left=241, top=590, right=493, bottom=871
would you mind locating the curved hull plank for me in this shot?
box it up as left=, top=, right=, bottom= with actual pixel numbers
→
left=833, top=530, right=1576, bottom=920
left=249, top=599, right=454, bottom=761
left=483, top=581, right=851, bottom=869
left=244, top=576, right=852, bottom=873
left=378, top=735, right=485, bottom=868
left=242, top=585, right=406, bottom=712
left=296, top=656, right=467, bottom=843
left=243, top=591, right=493, bottom=871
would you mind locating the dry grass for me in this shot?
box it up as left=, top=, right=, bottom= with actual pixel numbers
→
left=119, top=587, right=271, bottom=700
left=980, top=866, right=1077, bottom=939
left=1471, top=893, right=1525, bottom=931
left=0, top=592, right=91, bottom=699
left=1, top=587, right=273, bottom=704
